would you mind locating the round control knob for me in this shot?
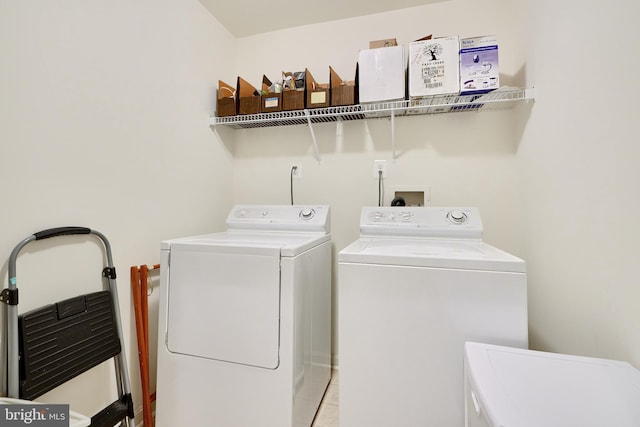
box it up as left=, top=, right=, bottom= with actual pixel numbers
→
left=369, top=211, right=383, bottom=221
left=401, top=212, right=413, bottom=222
left=236, top=209, right=248, bottom=218
left=299, top=208, right=315, bottom=220
left=447, top=210, right=467, bottom=224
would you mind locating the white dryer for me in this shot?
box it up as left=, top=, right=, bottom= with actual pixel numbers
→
left=338, top=207, right=528, bottom=427
left=155, top=205, right=332, bottom=427
left=464, top=342, right=640, bottom=427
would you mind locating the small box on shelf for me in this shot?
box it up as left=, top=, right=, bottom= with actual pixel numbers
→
left=261, top=75, right=282, bottom=113
left=237, top=76, right=261, bottom=115
left=459, top=35, right=499, bottom=95
left=358, top=45, right=405, bottom=103
left=330, top=66, right=356, bottom=107
left=216, top=80, right=236, bottom=117
left=369, top=38, right=398, bottom=49
left=282, top=71, right=305, bottom=111
left=408, top=35, right=461, bottom=99
left=305, top=68, right=330, bottom=109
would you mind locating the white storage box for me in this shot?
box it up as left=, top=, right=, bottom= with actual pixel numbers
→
left=358, top=45, right=405, bottom=103
left=460, top=36, right=499, bottom=95
left=409, top=36, right=460, bottom=97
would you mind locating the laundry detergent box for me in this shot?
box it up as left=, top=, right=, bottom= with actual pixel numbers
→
left=409, top=36, right=460, bottom=98
left=459, top=35, right=499, bottom=95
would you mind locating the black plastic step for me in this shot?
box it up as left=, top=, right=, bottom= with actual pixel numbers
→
left=90, top=394, right=133, bottom=427
left=18, top=291, right=122, bottom=400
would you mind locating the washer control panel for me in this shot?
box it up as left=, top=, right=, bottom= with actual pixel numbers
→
left=361, top=207, right=482, bottom=239
left=227, top=205, right=330, bottom=233
left=368, top=210, right=415, bottom=223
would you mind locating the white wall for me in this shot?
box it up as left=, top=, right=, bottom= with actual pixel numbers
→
left=2, top=0, right=639, bottom=420
left=521, top=0, right=640, bottom=365
left=0, top=0, right=235, bottom=417
left=231, top=0, right=529, bottom=361
left=231, top=0, right=640, bottom=369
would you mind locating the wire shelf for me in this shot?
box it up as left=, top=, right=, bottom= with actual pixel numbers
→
left=210, top=87, right=533, bottom=129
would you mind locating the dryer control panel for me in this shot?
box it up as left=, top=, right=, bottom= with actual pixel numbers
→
left=227, top=205, right=330, bottom=233
left=360, top=207, right=482, bottom=239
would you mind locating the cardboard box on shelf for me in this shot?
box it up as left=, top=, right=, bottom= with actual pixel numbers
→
left=237, top=76, right=261, bottom=115
left=369, top=38, right=398, bottom=49
left=459, top=35, right=499, bottom=95
left=282, top=71, right=305, bottom=111
left=329, top=66, right=356, bottom=106
left=414, top=34, right=433, bottom=42
left=216, top=80, right=236, bottom=117
left=282, top=90, right=304, bottom=111
left=261, top=75, right=282, bottom=113
left=358, top=45, right=405, bottom=103
left=409, top=36, right=460, bottom=98
left=305, top=68, right=330, bottom=109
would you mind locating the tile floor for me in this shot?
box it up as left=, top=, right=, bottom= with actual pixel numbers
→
left=312, top=371, right=339, bottom=427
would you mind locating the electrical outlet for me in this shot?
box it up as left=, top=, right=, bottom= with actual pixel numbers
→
left=373, top=160, right=387, bottom=178
left=291, top=164, right=302, bottom=179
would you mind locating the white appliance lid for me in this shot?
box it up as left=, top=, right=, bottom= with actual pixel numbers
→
left=162, top=230, right=330, bottom=257
left=339, top=237, right=525, bottom=273
left=162, top=205, right=331, bottom=256
left=464, top=342, right=640, bottom=427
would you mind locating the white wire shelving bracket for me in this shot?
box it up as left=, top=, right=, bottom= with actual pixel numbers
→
left=209, top=87, right=534, bottom=162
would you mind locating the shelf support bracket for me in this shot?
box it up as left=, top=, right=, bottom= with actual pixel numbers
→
left=391, top=109, right=397, bottom=163
left=305, top=110, right=321, bottom=163
left=525, top=87, right=536, bottom=102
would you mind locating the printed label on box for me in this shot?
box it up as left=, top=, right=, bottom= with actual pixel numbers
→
left=420, top=44, right=446, bottom=89
left=311, top=92, right=326, bottom=104
left=409, top=37, right=460, bottom=97
left=264, top=97, right=279, bottom=108
left=459, top=36, right=499, bottom=95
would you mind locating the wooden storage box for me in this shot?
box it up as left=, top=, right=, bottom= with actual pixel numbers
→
left=262, top=93, right=282, bottom=113
left=216, top=80, right=236, bottom=117
left=216, top=98, right=236, bottom=117
left=330, top=66, right=356, bottom=106
left=282, top=91, right=304, bottom=111
left=237, top=76, right=261, bottom=115
left=305, top=68, right=329, bottom=109
left=282, top=89, right=304, bottom=111
left=261, top=75, right=282, bottom=113
left=282, top=70, right=305, bottom=111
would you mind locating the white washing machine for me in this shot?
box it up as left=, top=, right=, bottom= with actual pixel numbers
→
left=155, top=205, right=332, bottom=427
left=338, top=207, right=528, bottom=427
left=464, top=342, right=640, bottom=427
